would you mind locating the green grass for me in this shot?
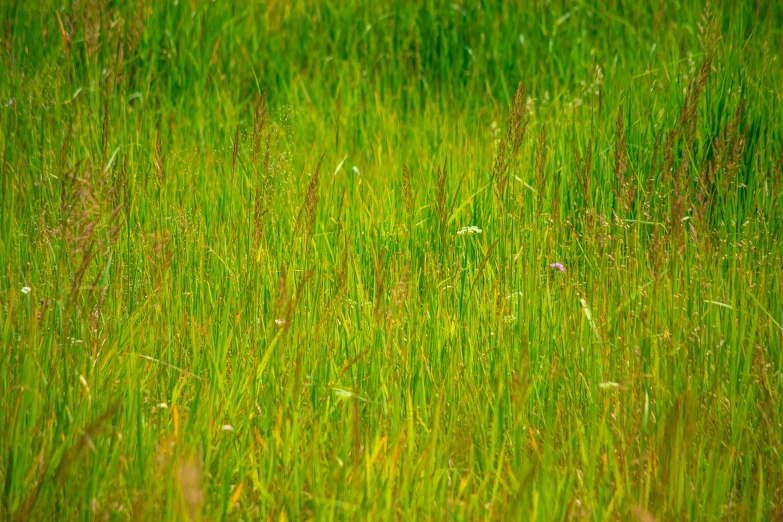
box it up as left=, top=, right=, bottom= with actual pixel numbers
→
left=1, top=0, right=782, bottom=520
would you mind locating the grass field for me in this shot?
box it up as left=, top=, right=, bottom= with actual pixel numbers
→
left=1, top=0, right=783, bottom=520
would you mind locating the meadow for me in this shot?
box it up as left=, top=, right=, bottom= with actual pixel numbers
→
left=1, top=0, right=782, bottom=520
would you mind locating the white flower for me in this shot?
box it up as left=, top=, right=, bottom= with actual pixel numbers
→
left=457, top=226, right=482, bottom=235
left=221, top=425, right=234, bottom=431
left=21, top=286, right=31, bottom=294
left=275, top=318, right=286, bottom=326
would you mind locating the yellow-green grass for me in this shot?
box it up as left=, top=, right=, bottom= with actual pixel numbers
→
left=1, top=1, right=782, bottom=520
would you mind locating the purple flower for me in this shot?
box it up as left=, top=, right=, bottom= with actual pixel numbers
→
left=549, top=262, right=565, bottom=272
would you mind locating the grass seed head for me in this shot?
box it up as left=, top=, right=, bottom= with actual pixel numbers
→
left=155, top=127, right=164, bottom=184
left=177, top=456, right=204, bottom=521
left=252, top=91, right=268, bottom=166
left=303, top=152, right=325, bottom=239
left=402, top=163, right=413, bottom=218
left=493, top=82, right=528, bottom=202
left=534, top=123, right=547, bottom=211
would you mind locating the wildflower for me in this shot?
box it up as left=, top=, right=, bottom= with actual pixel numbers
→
left=21, top=286, right=31, bottom=294
left=274, top=318, right=286, bottom=326
left=457, top=226, right=483, bottom=235
left=549, top=262, right=565, bottom=272
left=221, top=425, right=234, bottom=431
